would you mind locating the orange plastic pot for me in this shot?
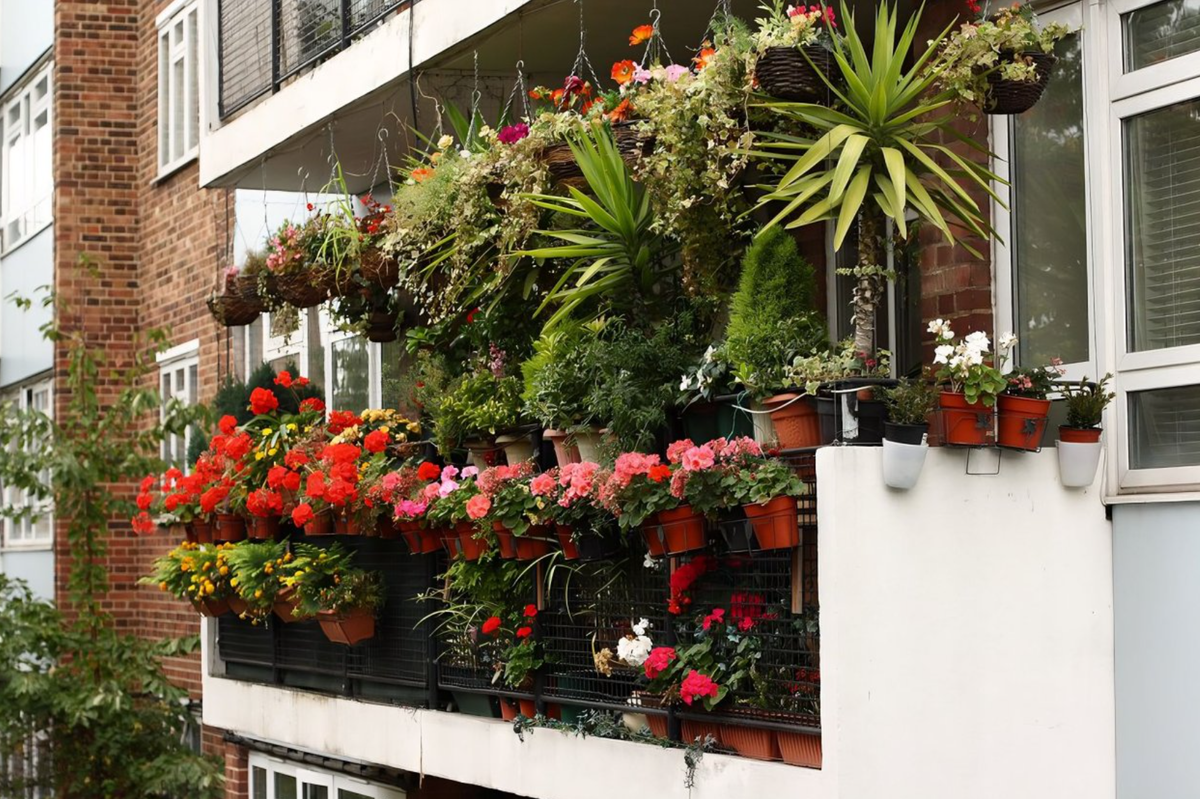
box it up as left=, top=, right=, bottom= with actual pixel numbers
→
left=721, top=724, right=779, bottom=760
left=317, top=608, right=376, bottom=645
left=555, top=522, right=580, bottom=560
left=939, top=391, right=993, bottom=447
left=499, top=697, right=520, bottom=721
left=273, top=588, right=302, bottom=623
left=493, top=522, right=517, bottom=559
left=457, top=523, right=489, bottom=561
left=654, top=505, right=707, bottom=555
left=228, top=596, right=249, bottom=617
left=776, top=730, right=822, bottom=768
left=761, top=393, right=823, bottom=449
left=399, top=521, right=441, bottom=555
left=1059, top=425, right=1101, bottom=443
left=249, top=516, right=279, bottom=540
left=996, top=394, right=1050, bottom=451
left=193, top=597, right=231, bottom=617
left=742, top=495, right=800, bottom=550
left=514, top=526, right=554, bottom=560
left=680, top=719, right=722, bottom=745
left=518, top=699, right=561, bottom=720
left=214, top=513, right=246, bottom=543
left=438, top=527, right=462, bottom=557
left=303, top=511, right=335, bottom=537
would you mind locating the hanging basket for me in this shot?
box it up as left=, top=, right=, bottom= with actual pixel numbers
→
left=984, top=51, right=1057, bottom=115
left=237, top=271, right=276, bottom=304
left=359, top=248, right=400, bottom=289
left=543, top=121, right=655, bottom=187
left=364, top=310, right=399, bottom=343
left=206, top=292, right=262, bottom=327
left=274, top=270, right=330, bottom=308
left=755, top=45, right=837, bottom=102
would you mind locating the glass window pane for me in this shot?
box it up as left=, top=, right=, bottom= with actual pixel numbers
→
left=1012, top=31, right=1088, bottom=366
left=1124, top=0, right=1200, bottom=72
left=331, top=337, right=369, bottom=412
left=304, top=785, right=329, bottom=799
left=275, top=773, right=298, bottom=799
left=338, top=791, right=372, bottom=799
left=251, top=767, right=267, bottom=799
left=1125, top=98, right=1200, bottom=352
left=1129, top=384, right=1200, bottom=469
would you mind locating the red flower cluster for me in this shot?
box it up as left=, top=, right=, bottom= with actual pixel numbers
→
left=730, top=592, right=770, bottom=632
left=516, top=626, right=533, bottom=639
left=273, top=370, right=310, bottom=390
left=680, top=670, right=719, bottom=706
left=299, top=397, right=325, bottom=415
left=363, top=429, right=389, bottom=454
left=701, top=607, right=725, bottom=631
left=417, top=461, right=442, bottom=481
left=247, top=488, right=284, bottom=518
left=668, top=555, right=715, bottom=614
left=327, top=410, right=362, bottom=435
left=249, top=387, right=279, bottom=416
left=643, top=646, right=677, bottom=680
left=482, top=616, right=502, bottom=635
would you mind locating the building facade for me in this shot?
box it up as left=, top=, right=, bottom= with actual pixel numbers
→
left=18, top=0, right=1200, bottom=797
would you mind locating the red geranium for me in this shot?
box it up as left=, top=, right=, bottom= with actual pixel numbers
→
left=249, top=387, right=279, bottom=416
left=218, top=415, right=238, bottom=435
left=481, top=616, right=502, bottom=635
left=299, top=397, right=325, bottom=415
left=223, top=433, right=253, bottom=461
left=643, top=646, right=677, bottom=680
left=417, top=462, right=442, bottom=481
left=516, top=626, right=533, bottom=639
left=282, top=470, right=301, bottom=492
left=680, top=670, right=719, bottom=706
left=305, top=472, right=328, bottom=500
left=327, top=410, right=362, bottom=435
left=291, top=503, right=315, bottom=527
left=285, top=450, right=309, bottom=469
left=363, top=429, right=389, bottom=453
left=131, top=512, right=155, bottom=535
left=523, top=604, right=538, bottom=619
left=274, top=371, right=294, bottom=388
left=321, top=442, right=362, bottom=465
left=267, top=465, right=288, bottom=490
left=647, top=464, right=672, bottom=483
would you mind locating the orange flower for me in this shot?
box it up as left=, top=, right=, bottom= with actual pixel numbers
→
left=607, top=98, right=633, bottom=123
left=694, top=47, right=717, bottom=71
left=411, top=167, right=432, bottom=183
left=611, top=59, right=637, bottom=86
left=550, top=88, right=565, bottom=107
left=629, top=24, right=654, bottom=46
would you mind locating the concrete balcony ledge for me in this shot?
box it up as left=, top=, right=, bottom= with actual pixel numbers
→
left=204, top=446, right=1115, bottom=798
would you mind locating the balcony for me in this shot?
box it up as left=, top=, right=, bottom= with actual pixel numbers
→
left=203, top=447, right=1115, bottom=799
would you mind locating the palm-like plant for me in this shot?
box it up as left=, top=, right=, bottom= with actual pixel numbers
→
left=519, top=123, right=676, bottom=329
left=750, top=2, right=1003, bottom=355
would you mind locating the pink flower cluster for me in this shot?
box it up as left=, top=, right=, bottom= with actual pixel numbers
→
left=477, top=461, right=535, bottom=497
left=610, top=452, right=664, bottom=490
left=680, top=670, right=720, bottom=706
left=395, top=498, right=427, bottom=521
left=265, top=224, right=302, bottom=272
left=559, top=461, right=600, bottom=506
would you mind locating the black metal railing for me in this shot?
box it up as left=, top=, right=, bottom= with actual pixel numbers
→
left=217, top=450, right=822, bottom=763
left=218, top=0, right=408, bottom=119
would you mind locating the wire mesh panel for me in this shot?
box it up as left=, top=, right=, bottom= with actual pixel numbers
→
left=349, top=0, right=402, bottom=34
left=218, top=0, right=273, bottom=117
left=345, top=538, right=429, bottom=686
left=277, top=0, right=342, bottom=79
left=218, top=615, right=276, bottom=668
left=541, top=554, right=667, bottom=709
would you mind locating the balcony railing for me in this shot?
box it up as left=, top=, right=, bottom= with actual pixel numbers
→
left=217, top=0, right=408, bottom=119
left=217, top=450, right=821, bottom=764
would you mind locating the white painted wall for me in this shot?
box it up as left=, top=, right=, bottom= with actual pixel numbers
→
left=0, top=0, right=52, bottom=95
left=1112, top=501, right=1200, bottom=799
left=205, top=447, right=1115, bottom=799
left=0, top=224, right=53, bottom=387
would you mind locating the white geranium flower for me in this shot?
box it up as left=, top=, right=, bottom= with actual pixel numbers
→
left=927, top=318, right=954, bottom=341
left=632, top=618, right=651, bottom=637
left=934, top=344, right=954, bottom=365
left=478, top=125, right=493, bottom=139
left=437, top=134, right=454, bottom=151
left=680, top=374, right=692, bottom=391
left=617, top=634, right=652, bottom=667
left=998, top=332, right=1018, bottom=351
left=643, top=552, right=658, bottom=569
left=964, top=330, right=991, bottom=353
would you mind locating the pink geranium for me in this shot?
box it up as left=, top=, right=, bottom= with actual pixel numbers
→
left=395, top=499, right=427, bottom=521
left=681, top=445, right=715, bottom=472
left=680, top=670, right=719, bottom=706
left=666, top=439, right=695, bottom=464
left=466, top=494, right=491, bottom=520
left=530, top=472, right=556, bottom=496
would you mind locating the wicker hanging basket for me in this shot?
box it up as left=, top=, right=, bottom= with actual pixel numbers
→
left=755, top=45, right=837, bottom=102
left=206, top=290, right=262, bottom=327
left=984, top=51, right=1057, bottom=115
left=274, top=269, right=330, bottom=308
left=543, top=121, right=656, bottom=187
left=364, top=310, right=399, bottom=343
left=358, top=248, right=400, bottom=289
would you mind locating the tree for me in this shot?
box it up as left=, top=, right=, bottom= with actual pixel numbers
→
left=0, top=288, right=223, bottom=798
left=750, top=2, right=1001, bottom=356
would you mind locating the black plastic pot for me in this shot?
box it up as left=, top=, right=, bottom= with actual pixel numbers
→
left=884, top=421, right=929, bottom=445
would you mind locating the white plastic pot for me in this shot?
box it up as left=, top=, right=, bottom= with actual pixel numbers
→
left=750, top=401, right=778, bottom=447
left=573, top=429, right=606, bottom=463
left=1057, top=440, right=1102, bottom=488
left=496, top=434, right=535, bottom=465
left=882, top=438, right=928, bottom=490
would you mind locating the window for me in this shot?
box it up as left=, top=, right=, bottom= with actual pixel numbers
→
left=1109, top=0, right=1200, bottom=490
left=1, top=63, right=52, bottom=252
left=995, top=4, right=1092, bottom=375
left=158, top=341, right=199, bottom=470
left=248, top=754, right=404, bottom=799
left=2, top=379, right=53, bottom=549
left=158, top=2, right=199, bottom=174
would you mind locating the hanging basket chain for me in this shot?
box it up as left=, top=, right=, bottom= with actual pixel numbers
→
left=570, top=0, right=603, bottom=88
left=640, top=5, right=673, bottom=68
left=502, top=59, right=532, bottom=124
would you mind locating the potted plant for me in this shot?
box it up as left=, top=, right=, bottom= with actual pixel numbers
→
left=224, top=539, right=295, bottom=623
left=392, top=462, right=444, bottom=554
left=732, top=451, right=806, bottom=551
left=880, top=377, right=938, bottom=489
left=290, top=543, right=385, bottom=645
left=429, top=371, right=524, bottom=468
left=998, top=356, right=1066, bottom=451
left=484, top=604, right=558, bottom=718
left=531, top=463, right=623, bottom=562
left=264, top=215, right=332, bottom=309
left=930, top=320, right=1013, bottom=447
left=784, top=341, right=892, bottom=445
left=475, top=462, right=553, bottom=561
left=1057, top=374, right=1114, bottom=488
left=751, top=0, right=840, bottom=101
left=937, top=1, right=1070, bottom=115
left=521, top=322, right=603, bottom=467
left=144, top=541, right=236, bottom=617
left=604, top=451, right=703, bottom=556
left=424, top=466, right=490, bottom=560
left=207, top=265, right=262, bottom=327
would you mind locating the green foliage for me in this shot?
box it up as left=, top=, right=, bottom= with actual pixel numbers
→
left=1062, top=374, right=1114, bottom=429
left=726, top=317, right=830, bottom=398
left=726, top=227, right=817, bottom=342
left=224, top=539, right=294, bottom=621
left=0, top=289, right=223, bottom=798
left=882, top=376, right=937, bottom=425
left=521, top=322, right=602, bottom=431
left=429, top=371, right=524, bottom=454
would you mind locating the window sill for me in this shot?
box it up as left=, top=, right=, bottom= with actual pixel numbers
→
left=0, top=541, right=54, bottom=553
left=0, top=217, right=54, bottom=258
left=154, top=152, right=199, bottom=185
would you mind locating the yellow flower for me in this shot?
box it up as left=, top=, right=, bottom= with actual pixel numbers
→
left=219, top=566, right=229, bottom=576
left=230, top=577, right=239, bottom=587
left=268, top=448, right=278, bottom=457
left=159, top=581, right=168, bottom=590
left=254, top=589, right=263, bottom=599
left=255, top=452, right=266, bottom=461
left=262, top=428, right=272, bottom=437
left=204, top=583, right=215, bottom=595
left=288, top=423, right=297, bottom=431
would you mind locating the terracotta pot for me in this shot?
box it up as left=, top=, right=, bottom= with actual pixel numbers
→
left=543, top=428, right=581, bottom=467
left=228, top=595, right=249, bottom=617
left=399, top=521, right=441, bottom=555
left=499, top=697, right=520, bottom=721
left=721, top=723, right=779, bottom=760
left=317, top=607, right=376, bottom=645
left=996, top=394, right=1051, bottom=451
left=776, top=730, right=822, bottom=768
left=333, top=513, right=362, bottom=536
left=680, top=719, right=722, bottom=745
left=249, top=516, right=279, bottom=540
left=273, top=588, right=302, bottom=623
left=555, top=522, right=580, bottom=560
left=518, top=699, right=561, bottom=720
left=376, top=516, right=401, bottom=540
left=743, top=495, right=800, bottom=550
left=515, top=525, right=554, bottom=560
left=493, top=521, right=517, bottom=559
left=633, top=691, right=668, bottom=737
left=939, top=391, right=993, bottom=447
left=654, top=505, right=707, bottom=555
left=761, top=394, right=823, bottom=449
left=214, top=513, right=246, bottom=543
left=193, top=597, right=231, bottom=617
left=457, top=522, right=489, bottom=561
left=1059, top=425, right=1101, bottom=444
left=303, top=511, right=335, bottom=537
left=191, top=517, right=214, bottom=544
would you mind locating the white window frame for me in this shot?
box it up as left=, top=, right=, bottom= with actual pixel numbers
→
left=248, top=753, right=405, bottom=799
left=0, top=61, right=53, bottom=254
left=992, top=1, right=1099, bottom=381
left=157, top=0, right=200, bottom=176
left=157, top=339, right=200, bottom=471
left=2, top=378, right=54, bottom=551
left=1104, top=0, right=1200, bottom=493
